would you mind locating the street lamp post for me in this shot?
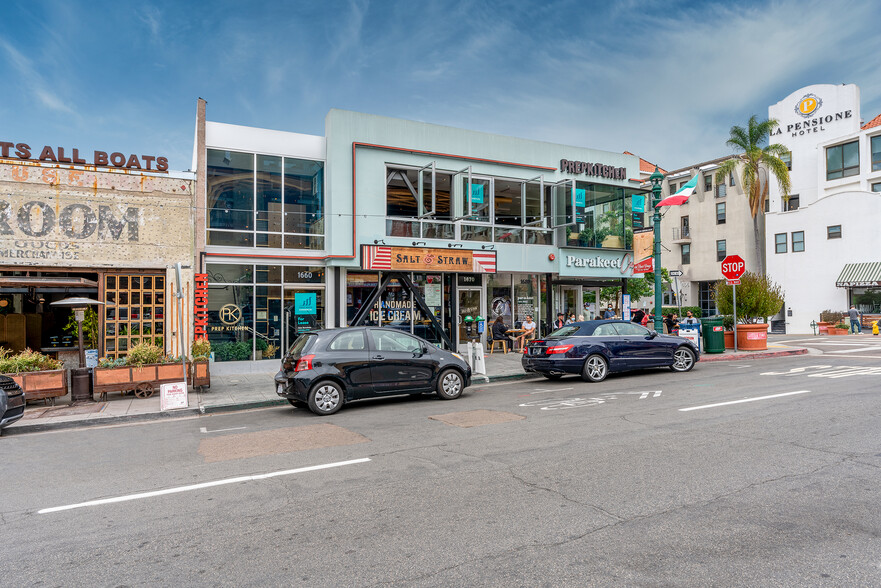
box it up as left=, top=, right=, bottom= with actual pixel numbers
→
left=649, top=166, right=665, bottom=332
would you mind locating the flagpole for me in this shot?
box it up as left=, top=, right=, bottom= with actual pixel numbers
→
left=649, top=167, right=665, bottom=332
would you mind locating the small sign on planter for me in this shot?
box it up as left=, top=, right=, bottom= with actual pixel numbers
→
left=160, top=382, right=188, bottom=411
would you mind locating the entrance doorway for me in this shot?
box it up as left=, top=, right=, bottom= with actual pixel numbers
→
left=457, top=288, right=483, bottom=346
left=282, top=287, right=324, bottom=352
left=555, top=285, right=581, bottom=321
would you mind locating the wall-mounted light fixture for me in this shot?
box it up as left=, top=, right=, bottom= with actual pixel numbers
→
left=481, top=244, right=495, bottom=250
left=373, top=239, right=386, bottom=245
left=447, top=243, right=463, bottom=248
left=412, top=241, right=426, bottom=246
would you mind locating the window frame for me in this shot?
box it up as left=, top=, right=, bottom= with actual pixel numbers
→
left=775, top=233, right=787, bottom=254
left=327, top=330, right=367, bottom=352
left=681, top=243, right=691, bottom=265
left=784, top=194, right=800, bottom=211
left=825, top=140, right=859, bottom=180
left=716, top=202, right=726, bottom=224
left=826, top=225, right=842, bottom=239
left=791, top=231, right=805, bottom=253
left=716, top=239, right=726, bottom=262
left=704, top=174, right=712, bottom=192
left=872, top=135, right=881, bottom=172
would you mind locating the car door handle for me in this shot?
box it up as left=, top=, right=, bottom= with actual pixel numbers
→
left=372, top=355, right=385, bottom=360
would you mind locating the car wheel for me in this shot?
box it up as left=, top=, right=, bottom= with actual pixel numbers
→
left=437, top=369, right=464, bottom=400
left=287, top=398, right=307, bottom=409
left=542, top=373, right=563, bottom=380
left=582, top=354, right=608, bottom=383
left=670, top=347, right=696, bottom=372
left=308, top=381, right=344, bottom=415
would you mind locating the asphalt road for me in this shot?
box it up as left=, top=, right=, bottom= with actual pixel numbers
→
left=3, top=351, right=881, bottom=587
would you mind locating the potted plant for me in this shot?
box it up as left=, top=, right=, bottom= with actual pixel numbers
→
left=713, top=272, right=784, bottom=351
left=818, top=310, right=841, bottom=334
left=0, top=348, right=67, bottom=405
left=190, top=338, right=211, bottom=391
left=721, top=315, right=735, bottom=348
left=830, top=322, right=849, bottom=336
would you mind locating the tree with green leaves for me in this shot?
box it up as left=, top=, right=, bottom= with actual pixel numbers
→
left=714, top=115, right=791, bottom=275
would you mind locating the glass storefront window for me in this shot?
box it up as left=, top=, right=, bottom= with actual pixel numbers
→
left=206, top=284, right=254, bottom=362
left=514, top=275, right=538, bottom=328
left=206, top=264, right=253, bottom=284
left=255, top=286, right=281, bottom=360
left=283, top=266, right=325, bottom=284
left=494, top=179, right=522, bottom=226
left=207, top=150, right=254, bottom=230
left=256, top=155, right=283, bottom=233
left=461, top=224, right=491, bottom=242
left=347, top=272, right=380, bottom=326
left=103, top=273, right=165, bottom=360
left=488, top=273, right=513, bottom=327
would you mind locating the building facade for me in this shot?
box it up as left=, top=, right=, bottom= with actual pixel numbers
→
left=655, top=157, right=757, bottom=317
left=766, top=84, right=881, bottom=332
left=194, top=105, right=651, bottom=363
left=0, top=147, right=196, bottom=364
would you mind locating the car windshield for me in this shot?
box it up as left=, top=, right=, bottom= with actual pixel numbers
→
left=287, top=333, right=316, bottom=356
left=547, top=326, right=581, bottom=338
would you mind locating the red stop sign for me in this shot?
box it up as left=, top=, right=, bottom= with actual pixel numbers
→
left=721, top=255, right=746, bottom=280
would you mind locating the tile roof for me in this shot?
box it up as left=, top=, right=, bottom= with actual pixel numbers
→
left=861, top=113, right=881, bottom=130
left=623, top=151, right=667, bottom=175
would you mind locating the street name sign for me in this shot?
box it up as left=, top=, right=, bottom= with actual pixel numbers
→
left=726, top=279, right=741, bottom=285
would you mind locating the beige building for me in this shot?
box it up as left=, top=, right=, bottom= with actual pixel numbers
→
left=655, top=156, right=759, bottom=316
left=0, top=154, right=195, bottom=363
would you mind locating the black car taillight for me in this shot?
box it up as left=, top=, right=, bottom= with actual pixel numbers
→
left=294, top=354, right=315, bottom=372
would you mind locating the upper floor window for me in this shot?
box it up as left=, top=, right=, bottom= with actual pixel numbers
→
left=681, top=243, right=690, bottom=265
left=704, top=174, right=712, bottom=192
left=872, top=182, right=881, bottom=192
left=729, top=172, right=736, bottom=187
left=715, top=183, right=727, bottom=198
left=784, top=194, right=799, bottom=211
left=827, top=225, right=842, bottom=239
left=716, top=202, right=726, bottom=224
left=716, top=239, right=726, bottom=262
left=792, top=231, right=805, bottom=252
left=206, top=149, right=325, bottom=250
left=872, top=136, right=881, bottom=172
left=780, top=151, right=792, bottom=171
left=775, top=233, right=787, bottom=254
left=680, top=216, right=689, bottom=238
left=826, top=141, right=859, bottom=180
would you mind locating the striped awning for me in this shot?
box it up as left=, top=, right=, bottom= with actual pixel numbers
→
left=836, top=262, right=881, bottom=287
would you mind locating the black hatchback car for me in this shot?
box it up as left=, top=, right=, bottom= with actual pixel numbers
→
left=522, top=320, right=699, bottom=382
left=1, top=375, right=25, bottom=433
left=275, top=327, right=472, bottom=415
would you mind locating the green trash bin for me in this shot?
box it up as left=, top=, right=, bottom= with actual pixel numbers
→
left=702, top=317, right=725, bottom=354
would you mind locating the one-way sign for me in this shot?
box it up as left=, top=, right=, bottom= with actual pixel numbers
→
left=669, top=270, right=683, bottom=277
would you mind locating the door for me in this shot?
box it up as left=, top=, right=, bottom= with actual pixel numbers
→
left=457, top=288, right=483, bottom=346
left=282, top=288, right=324, bottom=353
left=367, top=329, right=436, bottom=393
left=611, top=322, right=664, bottom=368
left=555, top=286, right=581, bottom=323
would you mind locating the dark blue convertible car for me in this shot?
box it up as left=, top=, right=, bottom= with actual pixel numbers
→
left=522, top=320, right=699, bottom=382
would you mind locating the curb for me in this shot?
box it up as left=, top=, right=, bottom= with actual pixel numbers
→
left=5, top=348, right=808, bottom=434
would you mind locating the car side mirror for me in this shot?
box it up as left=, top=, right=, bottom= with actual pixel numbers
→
left=647, top=331, right=658, bottom=339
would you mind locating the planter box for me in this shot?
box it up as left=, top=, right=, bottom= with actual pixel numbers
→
left=735, top=323, right=769, bottom=351
left=94, top=362, right=187, bottom=400
left=191, top=360, right=210, bottom=391
left=724, top=331, right=735, bottom=349
left=827, top=328, right=848, bottom=335
left=4, top=369, right=67, bottom=406
left=817, top=321, right=831, bottom=334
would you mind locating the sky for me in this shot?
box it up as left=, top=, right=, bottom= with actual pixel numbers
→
left=2, top=0, right=880, bottom=174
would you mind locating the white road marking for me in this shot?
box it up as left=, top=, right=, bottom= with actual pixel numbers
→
left=679, top=390, right=811, bottom=412
left=530, top=387, right=573, bottom=395
left=828, top=346, right=881, bottom=354
left=199, top=426, right=247, bottom=434
left=38, top=458, right=372, bottom=514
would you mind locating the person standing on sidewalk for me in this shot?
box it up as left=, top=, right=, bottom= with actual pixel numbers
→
left=848, top=305, right=862, bottom=334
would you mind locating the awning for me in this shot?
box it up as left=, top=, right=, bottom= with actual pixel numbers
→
left=0, top=276, right=99, bottom=288
left=835, top=262, right=881, bottom=287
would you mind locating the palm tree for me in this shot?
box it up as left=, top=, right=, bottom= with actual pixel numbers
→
left=715, top=115, right=791, bottom=275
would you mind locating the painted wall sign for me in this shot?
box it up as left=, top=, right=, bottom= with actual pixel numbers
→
left=560, top=159, right=626, bottom=181
left=193, top=273, right=209, bottom=339
left=362, top=245, right=497, bottom=274
left=0, top=141, right=169, bottom=171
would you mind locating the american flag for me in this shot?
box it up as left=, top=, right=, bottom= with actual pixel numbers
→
left=472, top=251, right=496, bottom=273
left=364, top=246, right=392, bottom=270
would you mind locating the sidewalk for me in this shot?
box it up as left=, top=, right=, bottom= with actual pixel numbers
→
left=5, top=338, right=810, bottom=434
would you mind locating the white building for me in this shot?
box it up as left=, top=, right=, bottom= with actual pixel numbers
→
left=766, top=84, right=881, bottom=332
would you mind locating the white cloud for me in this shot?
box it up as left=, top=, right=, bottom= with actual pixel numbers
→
left=0, top=36, right=74, bottom=114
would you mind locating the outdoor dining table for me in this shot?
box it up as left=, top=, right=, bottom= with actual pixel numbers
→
left=505, top=328, right=526, bottom=352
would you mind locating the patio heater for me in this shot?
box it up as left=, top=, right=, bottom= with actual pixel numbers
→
left=50, top=297, right=106, bottom=402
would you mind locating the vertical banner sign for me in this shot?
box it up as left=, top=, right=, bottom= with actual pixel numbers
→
left=575, top=188, right=586, bottom=222
left=294, top=292, right=317, bottom=334
left=470, top=183, right=484, bottom=204
left=631, top=194, right=645, bottom=229
left=631, top=228, right=654, bottom=274
left=193, top=273, right=209, bottom=339
left=623, top=294, right=632, bottom=321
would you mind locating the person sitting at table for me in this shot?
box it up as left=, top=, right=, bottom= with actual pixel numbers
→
left=517, top=314, right=536, bottom=352
left=490, top=316, right=513, bottom=352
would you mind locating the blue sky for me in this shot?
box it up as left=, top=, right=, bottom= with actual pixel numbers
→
left=2, top=0, right=880, bottom=173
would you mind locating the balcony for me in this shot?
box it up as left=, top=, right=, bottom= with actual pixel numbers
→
left=671, top=226, right=691, bottom=244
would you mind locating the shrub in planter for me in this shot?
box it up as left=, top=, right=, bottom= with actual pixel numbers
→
left=819, top=309, right=844, bottom=324
left=212, top=341, right=252, bottom=362
left=713, top=272, right=784, bottom=323
left=192, top=338, right=211, bottom=360
left=125, top=342, right=166, bottom=367
left=0, top=347, right=63, bottom=373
